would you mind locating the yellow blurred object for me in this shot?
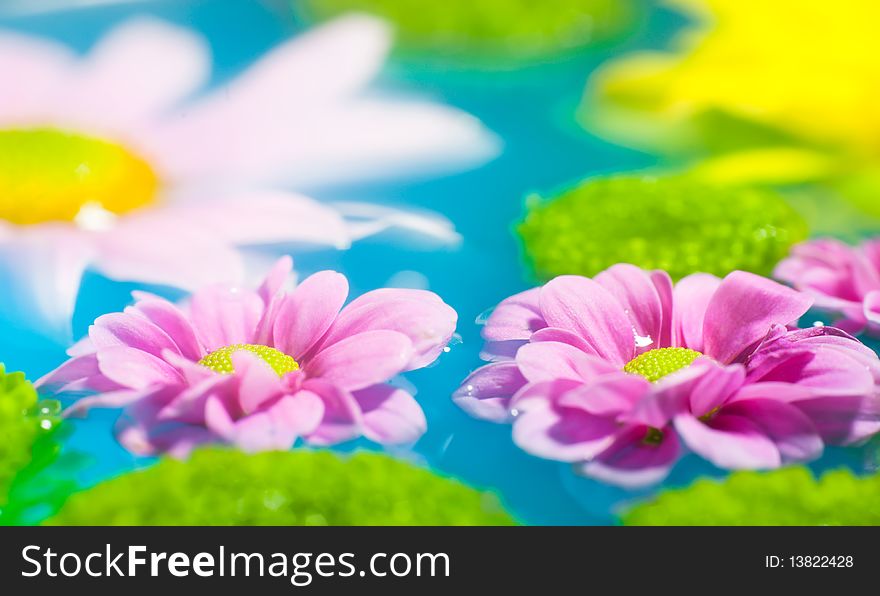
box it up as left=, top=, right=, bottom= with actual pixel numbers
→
left=691, top=148, right=840, bottom=185
left=587, top=0, right=880, bottom=159
left=0, top=128, right=158, bottom=226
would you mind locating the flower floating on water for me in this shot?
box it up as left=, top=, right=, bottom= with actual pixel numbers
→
left=775, top=238, right=880, bottom=337
left=39, top=257, right=457, bottom=455
left=48, top=449, right=515, bottom=526
left=0, top=15, right=495, bottom=337
left=517, top=174, right=807, bottom=282
left=454, top=264, right=880, bottom=487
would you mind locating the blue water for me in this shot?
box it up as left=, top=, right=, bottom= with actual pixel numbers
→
left=0, top=1, right=869, bottom=525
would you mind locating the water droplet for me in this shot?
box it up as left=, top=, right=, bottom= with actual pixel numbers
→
left=475, top=306, right=495, bottom=325
left=634, top=332, right=654, bottom=348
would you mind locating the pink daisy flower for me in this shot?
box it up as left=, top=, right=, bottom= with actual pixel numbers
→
left=38, top=257, right=457, bottom=456
left=0, top=15, right=496, bottom=337
left=775, top=238, right=880, bottom=336
left=454, top=265, right=880, bottom=487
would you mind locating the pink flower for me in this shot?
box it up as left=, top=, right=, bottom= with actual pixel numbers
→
left=454, top=265, right=880, bottom=487
left=38, top=257, right=457, bottom=456
left=775, top=238, right=880, bottom=336
left=0, top=15, right=496, bottom=337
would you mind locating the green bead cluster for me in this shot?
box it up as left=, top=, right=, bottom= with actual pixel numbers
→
left=624, top=348, right=702, bottom=383
left=297, top=0, right=640, bottom=63
left=0, top=364, right=66, bottom=524
left=198, top=344, right=300, bottom=377
left=518, top=175, right=808, bottom=281
left=48, top=449, right=517, bottom=526
left=623, top=467, right=880, bottom=526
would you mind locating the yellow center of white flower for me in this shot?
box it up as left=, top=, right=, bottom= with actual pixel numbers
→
left=0, top=128, right=159, bottom=225
left=198, top=344, right=300, bottom=377
left=624, top=347, right=702, bottom=383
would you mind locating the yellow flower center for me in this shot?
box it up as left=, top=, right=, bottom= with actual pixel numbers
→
left=198, top=344, right=300, bottom=377
left=624, top=347, right=702, bottom=383
left=0, top=128, right=158, bottom=225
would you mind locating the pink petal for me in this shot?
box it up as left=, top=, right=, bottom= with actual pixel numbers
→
left=774, top=239, right=861, bottom=306
left=203, top=394, right=236, bottom=439
left=596, top=264, right=665, bottom=351
left=164, top=192, right=351, bottom=249
left=353, top=384, right=427, bottom=444
left=0, top=32, right=73, bottom=121
left=557, top=373, right=650, bottom=418
left=747, top=340, right=875, bottom=397
left=272, top=270, right=348, bottom=360
left=509, top=379, right=581, bottom=412
left=479, top=339, right=526, bottom=362
left=515, top=341, right=617, bottom=384
left=231, top=392, right=325, bottom=452
left=161, top=349, right=216, bottom=386
left=578, top=425, right=680, bottom=488
left=70, top=18, right=209, bottom=128
left=257, top=256, right=293, bottom=305
left=188, top=284, right=264, bottom=351
left=252, top=258, right=294, bottom=347
left=674, top=413, right=781, bottom=469
left=155, top=374, right=234, bottom=424
left=150, top=15, right=497, bottom=186
left=93, top=211, right=245, bottom=292
left=722, top=398, right=823, bottom=463
left=306, top=330, right=413, bottom=391
left=481, top=287, right=545, bottom=341
left=650, top=270, right=675, bottom=348
left=747, top=325, right=880, bottom=386
left=538, top=275, right=635, bottom=366
left=512, top=402, right=619, bottom=463
left=687, top=361, right=746, bottom=418
left=864, top=290, right=880, bottom=326
left=96, top=346, right=184, bottom=389
left=111, top=387, right=190, bottom=456
left=36, top=354, right=100, bottom=391
left=790, top=394, right=880, bottom=446
left=65, top=387, right=152, bottom=418
left=671, top=273, right=721, bottom=351
left=529, top=327, right=595, bottom=354
left=129, top=293, right=204, bottom=361
left=116, top=416, right=215, bottom=459
left=453, top=362, right=527, bottom=423
left=89, top=311, right=181, bottom=358
left=628, top=358, right=726, bottom=427
left=233, top=351, right=285, bottom=415
left=314, top=288, right=457, bottom=370
left=703, top=271, right=813, bottom=363
left=301, top=379, right=363, bottom=445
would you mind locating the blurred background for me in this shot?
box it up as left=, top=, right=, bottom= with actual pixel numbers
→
left=1, top=0, right=877, bottom=525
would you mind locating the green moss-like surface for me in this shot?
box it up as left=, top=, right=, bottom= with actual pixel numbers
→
left=49, top=449, right=516, bottom=526
left=0, top=365, right=41, bottom=502
left=518, top=175, right=808, bottom=281
left=623, top=467, right=880, bottom=526
left=0, top=364, right=67, bottom=525
left=297, top=0, right=640, bottom=63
